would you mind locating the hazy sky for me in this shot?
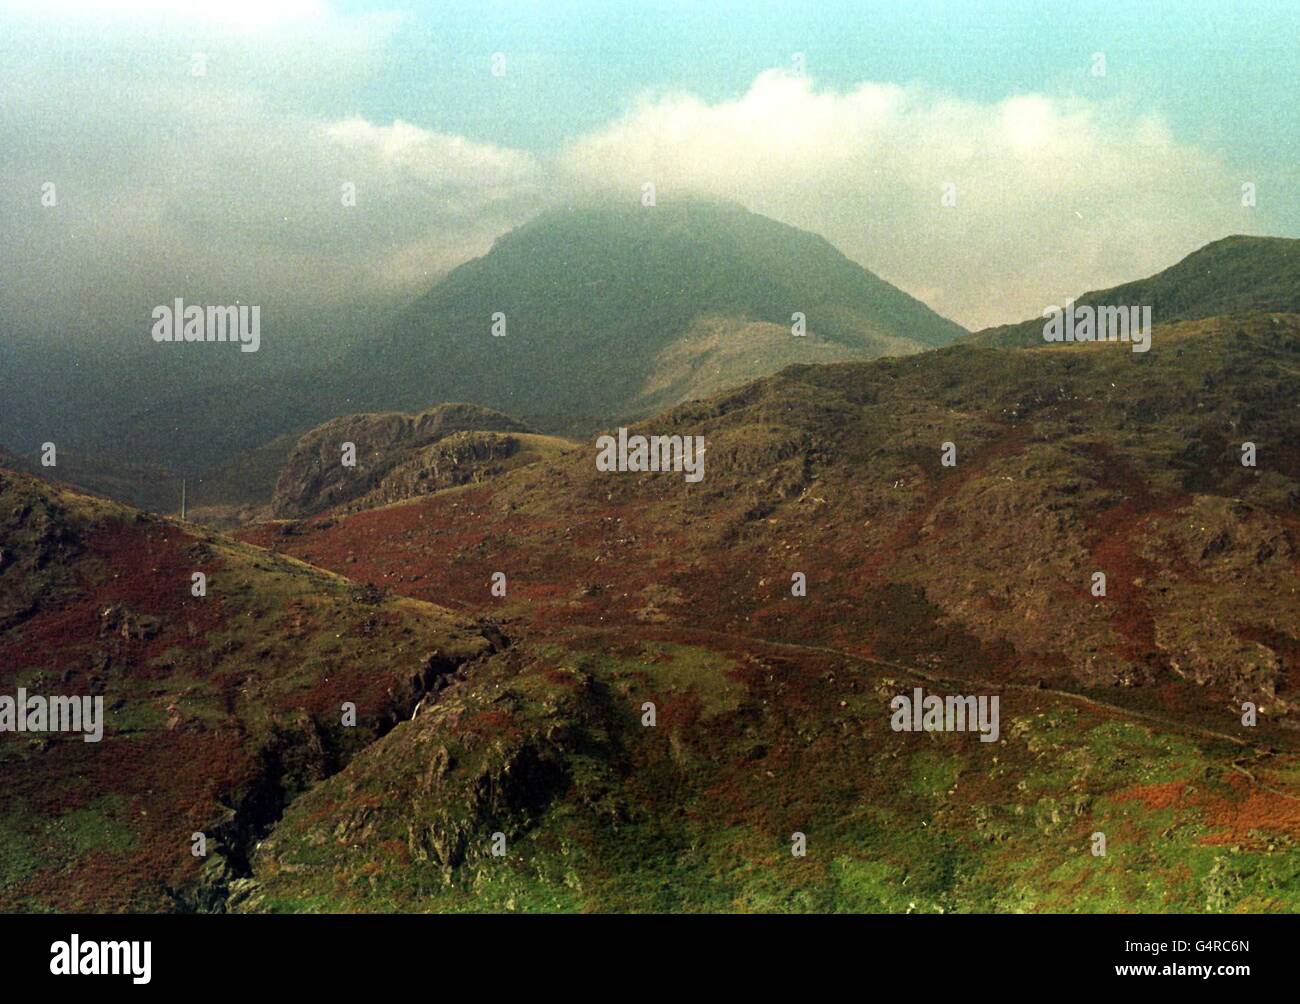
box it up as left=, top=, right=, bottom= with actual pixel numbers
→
left=3, top=0, right=1296, bottom=333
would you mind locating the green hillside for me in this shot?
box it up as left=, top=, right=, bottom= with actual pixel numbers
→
left=969, top=236, right=1300, bottom=348
left=232, top=310, right=1300, bottom=913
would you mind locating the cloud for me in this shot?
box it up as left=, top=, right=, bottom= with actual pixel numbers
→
left=0, top=4, right=544, bottom=337
left=317, top=118, right=545, bottom=287
left=556, top=70, right=1267, bottom=329
left=0, top=99, right=544, bottom=334
left=0, top=9, right=1276, bottom=344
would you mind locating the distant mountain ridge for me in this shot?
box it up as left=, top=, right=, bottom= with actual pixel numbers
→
left=342, top=199, right=968, bottom=426
left=968, top=235, right=1300, bottom=348
left=6, top=200, right=966, bottom=481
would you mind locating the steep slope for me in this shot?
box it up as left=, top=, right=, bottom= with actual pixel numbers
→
left=968, top=235, right=1300, bottom=348
left=231, top=311, right=1300, bottom=912
left=343, top=200, right=967, bottom=428
left=0, top=467, right=503, bottom=911
left=246, top=312, right=1300, bottom=720
left=3, top=203, right=963, bottom=490
left=270, top=402, right=534, bottom=518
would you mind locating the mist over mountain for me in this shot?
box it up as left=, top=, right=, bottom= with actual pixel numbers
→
left=342, top=200, right=967, bottom=428
left=2, top=200, right=966, bottom=485
left=967, top=235, right=1300, bottom=349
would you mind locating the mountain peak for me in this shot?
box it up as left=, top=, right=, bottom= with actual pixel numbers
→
left=347, top=201, right=967, bottom=430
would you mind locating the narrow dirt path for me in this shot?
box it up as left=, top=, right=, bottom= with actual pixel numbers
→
left=659, top=625, right=1296, bottom=753
left=661, top=626, right=1300, bottom=804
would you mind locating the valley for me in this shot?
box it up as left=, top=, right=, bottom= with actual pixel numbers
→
left=6, top=1, right=1300, bottom=980
left=5, top=288, right=1294, bottom=910
left=4, top=223, right=1300, bottom=915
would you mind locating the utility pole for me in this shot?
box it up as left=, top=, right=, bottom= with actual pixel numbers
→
left=180, top=478, right=187, bottom=521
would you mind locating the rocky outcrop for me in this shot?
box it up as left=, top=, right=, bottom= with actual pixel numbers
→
left=233, top=660, right=624, bottom=909
left=340, top=431, right=527, bottom=513
left=270, top=403, right=531, bottom=518
left=0, top=472, right=82, bottom=631
left=175, top=629, right=510, bottom=912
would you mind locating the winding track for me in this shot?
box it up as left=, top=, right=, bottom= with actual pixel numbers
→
left=659, top=626, right=1300, bottom=803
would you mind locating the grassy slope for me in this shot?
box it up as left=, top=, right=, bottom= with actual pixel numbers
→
left=631, top=315, right=913, bottom=417
left=235, top=312, right=1300, bottom=912
left=0, top=469, right=498, bottom=911
left=240, top=632, right=1300, bottom=913
left=243, top=314, right=1300, bottom=711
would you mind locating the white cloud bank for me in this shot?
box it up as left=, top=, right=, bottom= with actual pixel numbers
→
left=556, top=70, right=1266, bottom=328
left=0, top=3, right=544, bottom=333
left=0, top=12, right=1273, bottom=337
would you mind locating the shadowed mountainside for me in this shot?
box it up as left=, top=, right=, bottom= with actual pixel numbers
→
left=340, top=199, right=968, bottom=427
left=3, top=201, right=966, bottom=502
left=0, top=442, right=182, bottom=514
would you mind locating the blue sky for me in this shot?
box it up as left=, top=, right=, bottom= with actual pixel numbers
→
left=2, top=0, right=1295, bottom=331
left=336, top=0, right=1299, bottom=164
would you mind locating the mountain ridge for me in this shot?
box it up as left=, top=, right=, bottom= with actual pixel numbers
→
left=968, top=234, right=1300, bottom=349
left=340, top=199, right=968, bottom=426
left=3, top=201, right=967, bottom=485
